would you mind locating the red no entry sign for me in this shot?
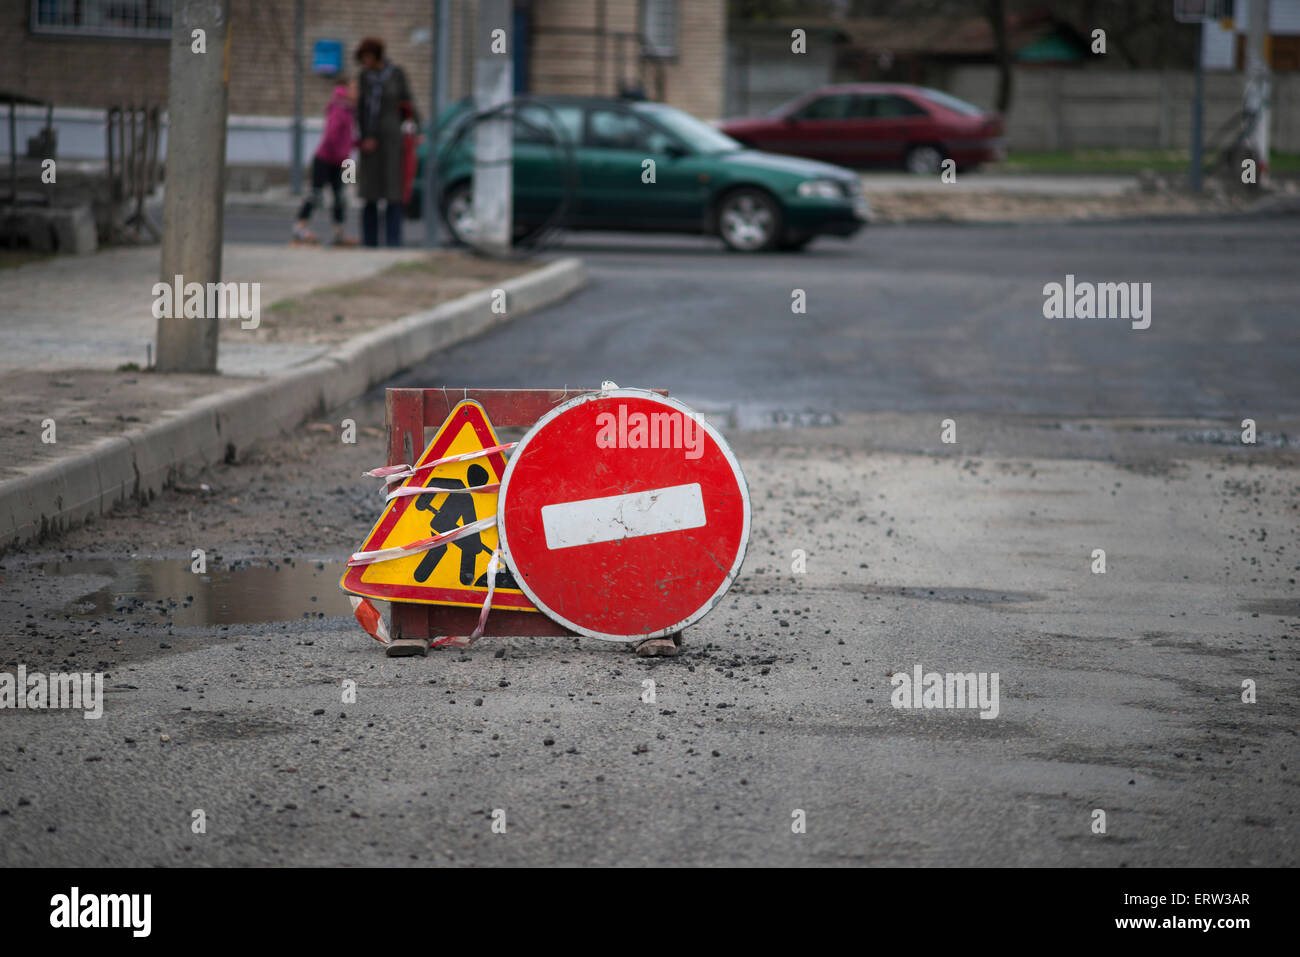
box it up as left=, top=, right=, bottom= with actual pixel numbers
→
left=497, top=388, right=751, bottom=640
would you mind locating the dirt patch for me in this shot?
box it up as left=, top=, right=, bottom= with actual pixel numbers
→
left=865, top=188, right=1264, bottom=224
left=246, top=250, right=533, bottom=345
left=0, top=249, right=56, bottom=271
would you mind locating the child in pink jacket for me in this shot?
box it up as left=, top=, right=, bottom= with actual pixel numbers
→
left=293, top=79, right=357, bottom=244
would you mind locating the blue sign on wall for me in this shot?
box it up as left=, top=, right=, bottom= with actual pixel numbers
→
left=313, top=40, right=343, bottom=76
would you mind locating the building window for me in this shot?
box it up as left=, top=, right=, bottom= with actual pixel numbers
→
left=641, top=0, right=677, bottom=58
left=31, top=0, right=172, bottom=39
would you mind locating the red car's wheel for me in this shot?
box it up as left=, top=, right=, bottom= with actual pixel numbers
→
left=905, top=144, right=945, bottom=175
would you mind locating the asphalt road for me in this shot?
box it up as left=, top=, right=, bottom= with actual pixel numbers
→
left=389, top=217, right=1300, bottom=421
left=228, top=205, right=1300, bottom=419
left=1, top=216, right=1296, bottom=867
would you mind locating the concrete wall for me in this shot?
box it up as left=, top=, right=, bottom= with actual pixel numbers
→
left=0, top=106, right=331, bottom=169
left=946, top=65, right=1300, bottom=153
left=529, top=0, right=725, bottom=120
left=2, top=0, right=725, bottom=128
left=1, top=0, right=469, bottom=123
left=2, top=0, right=727, bottom=176
left=661, top=0, right=726, bottom=121
left=725, top=34, right=834, bottom=118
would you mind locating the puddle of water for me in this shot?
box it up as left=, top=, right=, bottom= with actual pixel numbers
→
left=44, top=558, right=355, bottom=628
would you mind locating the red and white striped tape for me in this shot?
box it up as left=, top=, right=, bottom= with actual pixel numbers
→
left=347, top=550, right=502, bottom=649
left=350, top=441, right=512, bottom=646
left=363, top=443, right=516, bottom=485
left=349, top=596, right=391, bottom=644
left=429, top=548, right=502, bottom=648
left=385, top=482, right=501, bottom=502
left=346, top=515, right=496, bottom=566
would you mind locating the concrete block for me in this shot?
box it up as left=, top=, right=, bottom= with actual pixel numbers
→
left=50, top=204, right=98, bottom=254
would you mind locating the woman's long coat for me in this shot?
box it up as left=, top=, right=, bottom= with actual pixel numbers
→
left=357, top=61, right=414, bottom=203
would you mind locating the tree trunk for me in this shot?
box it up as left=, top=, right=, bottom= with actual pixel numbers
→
left=987, top=0, right=1013, bottom=114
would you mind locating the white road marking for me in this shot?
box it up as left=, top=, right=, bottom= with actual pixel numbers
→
left=541, top=483, right=706, bottom=550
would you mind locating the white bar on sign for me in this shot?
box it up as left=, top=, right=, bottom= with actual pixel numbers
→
left=541, top=483, right=707, bottom=550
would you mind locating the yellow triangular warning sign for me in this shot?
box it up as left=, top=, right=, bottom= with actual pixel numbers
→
left=340, top=400, right=537, bottom=610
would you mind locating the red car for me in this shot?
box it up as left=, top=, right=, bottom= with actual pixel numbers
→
left=718, top=84, right=1005, bottom=174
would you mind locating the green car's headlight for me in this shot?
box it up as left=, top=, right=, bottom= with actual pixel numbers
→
left=796, top=179, right=844, bottom=199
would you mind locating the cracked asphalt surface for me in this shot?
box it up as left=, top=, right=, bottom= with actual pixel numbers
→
left=1, top=219, right=1296, bottom=866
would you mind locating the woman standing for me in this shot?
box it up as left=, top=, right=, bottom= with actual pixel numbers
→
left=354, top=37, right=416, bottom=247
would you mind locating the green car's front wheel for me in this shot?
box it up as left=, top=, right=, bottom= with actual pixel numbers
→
left=716, top=187, right=782, bottom=253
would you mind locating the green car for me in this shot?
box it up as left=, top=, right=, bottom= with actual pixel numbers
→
left=411, top=96, right=869, bottom=252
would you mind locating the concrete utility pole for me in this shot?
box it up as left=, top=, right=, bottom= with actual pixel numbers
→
left=473, top=0, right=513, bottom=256
left=423, top=0, right=451, bottom=246
left=1244, top=0, right=1272, bottom=187
left=156, top=0, right=231, bottom=373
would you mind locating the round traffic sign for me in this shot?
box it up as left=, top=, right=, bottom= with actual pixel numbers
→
left=497, top=389, right=751, bottom=640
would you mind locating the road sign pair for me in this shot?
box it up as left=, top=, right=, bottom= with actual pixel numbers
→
left=342, top=387, right=751, bottom=642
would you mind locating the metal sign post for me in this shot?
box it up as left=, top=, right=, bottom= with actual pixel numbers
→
left=291, top=0, right=304, bottom=196
left=1193, top=21, right=1205, bottom=192
left=1173, top=1, right=1230, bottom=192
left=423, top=0, right=451, bottom=246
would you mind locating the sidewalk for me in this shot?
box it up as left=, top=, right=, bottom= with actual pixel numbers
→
left=0, top=243, right=422, bottom=374
left=861, top=170, right=1300, bottom=223
left=859, top=173, right=1136, bottom=196
left=0, top=243, right=587, bottom=546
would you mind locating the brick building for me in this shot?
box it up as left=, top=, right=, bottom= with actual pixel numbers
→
left=1, top=0, right=726, bottom=123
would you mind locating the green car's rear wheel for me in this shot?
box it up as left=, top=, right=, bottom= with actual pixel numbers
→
left=440, top=180, right=546, bottom=248
left=717, top=187, right=782, bottom=253
left=441, top=181, right=479, bottom=246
